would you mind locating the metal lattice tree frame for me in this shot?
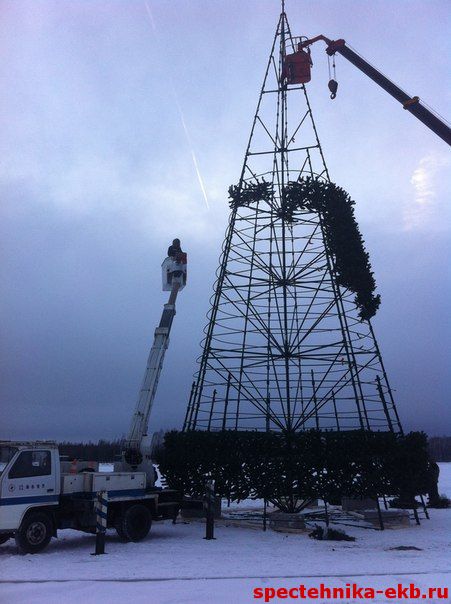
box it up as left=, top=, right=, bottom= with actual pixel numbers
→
left=184, top=6, right=403, bottom=435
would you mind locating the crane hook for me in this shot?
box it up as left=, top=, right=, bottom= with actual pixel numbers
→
left=328, top=79, right=338, bottom=100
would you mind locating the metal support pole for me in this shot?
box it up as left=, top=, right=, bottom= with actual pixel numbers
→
left=183, top=381, right=196, bottom=430
left=311, top=370, right=319, bottom=430
left=265, top=396, right=271, bottom=432
left=419, top=494, right=430, bottom=520
left=207, top=389, right=217, bottom=431
left=332, top=391, right=340, bottom=431
left=204, top=479, right=216, bottom=540
left=413, top=504, right=421, bottom=525
left=376, top=375, right=394, bottom=432
left=222, top=374, right=231, bottom=431
left=369, top=323, right=403, bottom=434
left=324, top=499, right=330, bottom=527
left=375, top=496, right=384, bottom=531
left=92, top=491, right=108, bottom=555
left=192, top=383, right=204, bottom=428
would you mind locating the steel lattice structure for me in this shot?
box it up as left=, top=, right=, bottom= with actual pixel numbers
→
left=184, top=7, right=403, bottom=435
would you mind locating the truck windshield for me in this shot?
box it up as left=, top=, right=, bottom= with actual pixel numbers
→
left=0, top=446, right=18, bottom=474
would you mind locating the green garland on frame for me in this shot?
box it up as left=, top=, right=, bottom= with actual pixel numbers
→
left=227, top=177, right=380, bottom=320
left=285, top=178, right=380, bottom=320
left=154, top=430, right=431, bottom=514
left=228, top=180, right=273, bottom=209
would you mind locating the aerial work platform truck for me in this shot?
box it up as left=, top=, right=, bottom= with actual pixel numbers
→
left=0, top=249, right=187, bottom=553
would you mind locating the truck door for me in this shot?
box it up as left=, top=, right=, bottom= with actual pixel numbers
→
left=0, top=449, right=58, bottom=530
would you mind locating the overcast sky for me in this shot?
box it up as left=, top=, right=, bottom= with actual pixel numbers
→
left=1, top=0, right=450, bottom=442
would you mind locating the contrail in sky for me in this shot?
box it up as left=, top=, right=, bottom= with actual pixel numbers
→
left=143, top=1, right=210, bottom=210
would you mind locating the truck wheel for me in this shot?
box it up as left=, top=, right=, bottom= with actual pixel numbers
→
left=117, top=505, right=151, bottom=542
left=15, top=511, right=52, bottom=554
left=0, top=534, right=12, bottom=545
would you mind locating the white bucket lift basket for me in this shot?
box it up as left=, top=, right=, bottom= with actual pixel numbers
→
left=162, top=255, right=187, bottom=291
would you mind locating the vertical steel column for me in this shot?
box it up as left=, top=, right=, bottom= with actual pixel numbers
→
left=92, top=491, right=108, bottom=556
left=207, top=389, right=217, bottom=432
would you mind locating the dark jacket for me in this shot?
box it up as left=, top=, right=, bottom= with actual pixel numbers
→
left=168, top=245, right=182, bottom=258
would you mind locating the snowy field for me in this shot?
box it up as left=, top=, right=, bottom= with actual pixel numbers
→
left=1, top=464, right=450, bottom=604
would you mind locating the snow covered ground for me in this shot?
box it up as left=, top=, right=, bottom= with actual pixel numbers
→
left=1, top=464, right=450, bottom=604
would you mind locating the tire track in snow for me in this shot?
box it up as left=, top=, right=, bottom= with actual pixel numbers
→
left=2, top=570, right=450, bottom=584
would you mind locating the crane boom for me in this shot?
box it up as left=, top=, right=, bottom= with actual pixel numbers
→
left=299, top=36, right=451, bottom=146
left=125, top=283, right=180, bottom=454
left=123, top=254, right=187, bottom=469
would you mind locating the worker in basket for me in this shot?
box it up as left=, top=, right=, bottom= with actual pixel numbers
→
left=167, top=238, right=185, bottom=264
left=166, top=238, right=187, bottom=284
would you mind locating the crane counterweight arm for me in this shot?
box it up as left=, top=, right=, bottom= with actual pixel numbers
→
left=300, top=36, right=451, bottom=146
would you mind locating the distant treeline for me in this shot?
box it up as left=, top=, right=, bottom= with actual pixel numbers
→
left=58, top=439, right=123, bottom=462
left=58, top=434, right=451, bottom=463
left=428, top=436, right=451, bottom=462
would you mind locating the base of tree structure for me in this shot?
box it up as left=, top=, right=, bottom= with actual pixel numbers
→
left=154, top=430, right=432, bottom=514
left=269, top=512, right=306, bottom=533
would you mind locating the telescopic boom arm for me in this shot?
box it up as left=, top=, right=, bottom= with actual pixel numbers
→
left=300, top=35, right=451, bottom=146
left=124, top=254, right=187, bottom=467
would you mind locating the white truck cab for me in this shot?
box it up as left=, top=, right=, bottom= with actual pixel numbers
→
left=0, top=442, right=59, bottom=552
left=0, top=440, right=180, bottom=553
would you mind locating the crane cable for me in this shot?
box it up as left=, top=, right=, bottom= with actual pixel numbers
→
left=327, top=53, right=338, bottom=99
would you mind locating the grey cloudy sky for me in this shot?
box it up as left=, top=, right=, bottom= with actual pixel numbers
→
left=1, top=0, right=450, bottom=441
